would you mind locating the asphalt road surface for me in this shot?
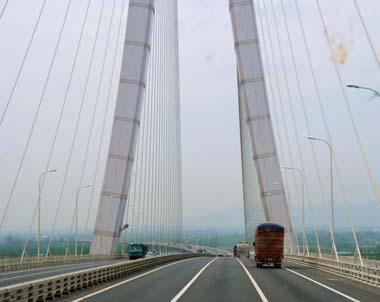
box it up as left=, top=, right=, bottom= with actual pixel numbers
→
left=65, top=256, right=380, bottom=302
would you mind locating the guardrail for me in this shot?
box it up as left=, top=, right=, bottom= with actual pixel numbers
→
left=144, top=242, right=229, bottom=256
left=0, top=242, right=197, bottom=273
left=285, top=254, right=380, bottom=288
left=0, top=253, right=201, bottom=302
left=308, top=253, right=380, bottom=269
left=0, top=255, right=124, bottom=273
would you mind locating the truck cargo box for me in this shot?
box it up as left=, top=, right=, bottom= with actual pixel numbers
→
left=236, top=243, right=250, bottom=258
left=254, top=222, right=284, bottom=268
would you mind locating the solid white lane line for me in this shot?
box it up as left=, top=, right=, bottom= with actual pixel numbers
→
left=284, top=267, right=361, bottom=302
left=170, top=257, right=217, bottom=302
left=71, top=258, right=198, bottom=302
left=236, top=258, right=269, bottom=302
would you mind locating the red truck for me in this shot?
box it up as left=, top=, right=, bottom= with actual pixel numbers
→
left=253, top=222, right=284, bottom=268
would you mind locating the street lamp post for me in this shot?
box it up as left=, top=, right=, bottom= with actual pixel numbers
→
left=120, top=223, right=129, bottom=255
left=346, top=84, right=380, bottom=99
left=307, top=137, right=334, bottom=233
left=75, top=185, right=91, bottom=257
left=37, top=169, right=57, bottom=262
left=284, top=167, right=308, bottom=256
left=283, top=186, right=300, bottom=255
left=307, top=136, right=338, bottom=259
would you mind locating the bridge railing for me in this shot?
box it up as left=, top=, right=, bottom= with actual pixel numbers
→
left=315, top=253, right=380, bottom=269
left=143, top=242, right=229, bottom=255
left=285, top=253, right=380, bottom=288
left=0, top=253, right=201, bottom=301
left=0, top=255, right=124, bottom=273
left=0, top=242, right=196, bottom=273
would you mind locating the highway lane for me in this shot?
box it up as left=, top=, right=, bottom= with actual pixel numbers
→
left=69, top=257, right=265, bottom=302
left=69, top=256, right=379, bottom=302
left=0, top=259, right=126, bottom=287
left=3, top=255, right=378, bottom=301
left=69, top=257, right=213, bottom=302
left=179, top=257, right=262, bottom=302
left=240, top=257, right=380, bottom=302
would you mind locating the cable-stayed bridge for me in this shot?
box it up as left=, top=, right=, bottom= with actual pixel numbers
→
left=0, top=0, right=379, bottom=301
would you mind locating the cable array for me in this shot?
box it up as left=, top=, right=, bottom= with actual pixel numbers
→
left=0, top=1, right=149, bottom=256
left=267, top=0, right=322, bottom=255
left=240, top=0, right=379, bottom=263
left=123, top=0, right=182, bottom=251
left=238, top=77, right=265, bottom=244
left=0, top=0, right=378, bottom=263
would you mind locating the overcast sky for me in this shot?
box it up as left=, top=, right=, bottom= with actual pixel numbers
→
left=0, top=0, right=380, bottom=234
left=179, top=0, right=380, bottom=230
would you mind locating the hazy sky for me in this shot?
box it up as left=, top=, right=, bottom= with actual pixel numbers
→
left=178, top=0, right=380, bottom=230
left=0, top=0, right=380, bottom=234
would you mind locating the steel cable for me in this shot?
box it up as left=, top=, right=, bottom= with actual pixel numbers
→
left=294, top=0, right=363, bottom=264
left=255, top=0, right=298, bottom=252
left=258, top=1, right=304, bottom=247
left=0, top=0, right=9, bottom=19
left=18, top=0, right=93, bottom=258
left=268, top=0, right=321, bottom=256
left=0, top=0, right=73, bottom=231
left=43, top=0, right=107, bottom=255
left=352, top=0, right=380, bottom=69
left=58, top=0, right=118, bottom=254
left=0, top=0, right=47, bottom=127
left=315, top=0, right=380, bottom=208
left=279, top=0, right=339, bottom=257
left=80, top=0, right=127, bottom=255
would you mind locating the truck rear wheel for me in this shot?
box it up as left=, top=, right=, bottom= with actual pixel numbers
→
left=274, top=263, right=281, bottom=268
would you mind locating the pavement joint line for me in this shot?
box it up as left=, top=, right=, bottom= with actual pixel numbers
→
left=236, top=258, right=269, bottom=302
left=170, top=257, right=217, bottom=302
left=71, top=257, right=198, bottom=302
left=284, top=267, right=361, bottom=302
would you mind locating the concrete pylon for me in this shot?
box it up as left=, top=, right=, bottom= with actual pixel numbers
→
left=90, top=0, right=155, bottom=255
left=229, top=0, right=296, bottom=253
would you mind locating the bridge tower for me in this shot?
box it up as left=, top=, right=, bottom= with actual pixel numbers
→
left=90, top=0, right=155, bottom=255
left=230, top=0, right=296, bottom=252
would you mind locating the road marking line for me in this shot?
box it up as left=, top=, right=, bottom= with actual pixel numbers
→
left=284, top=267, right=361, bottom=302
left=170, top=257, right=217, bottom=302
left=71, top=258, right=197, bottom=302
left=236, top=258, right=269, bottom=302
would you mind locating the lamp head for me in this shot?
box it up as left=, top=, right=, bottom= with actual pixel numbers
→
left=121, top=224, right=129, bottom=231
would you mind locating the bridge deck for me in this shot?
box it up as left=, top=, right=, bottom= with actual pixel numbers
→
left=51, top=256, right=379, bottom=302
